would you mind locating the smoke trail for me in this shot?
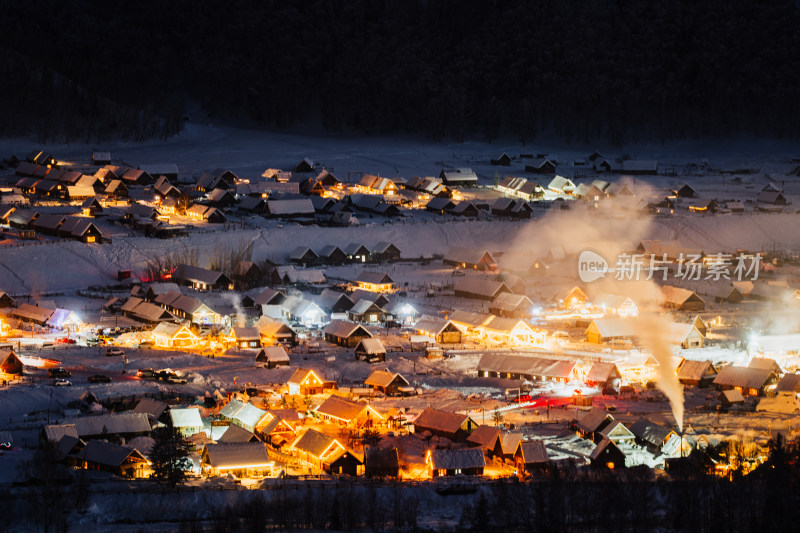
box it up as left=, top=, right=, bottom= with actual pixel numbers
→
left=635, top=314, right=684, bottom=432
left=224, top=293, right=246, bottom=328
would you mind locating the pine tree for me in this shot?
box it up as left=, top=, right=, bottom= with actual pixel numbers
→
left=149, top=419, right=192, bottom=487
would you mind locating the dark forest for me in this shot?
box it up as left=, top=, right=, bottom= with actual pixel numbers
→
left=0, top=0, right=798, bottom=143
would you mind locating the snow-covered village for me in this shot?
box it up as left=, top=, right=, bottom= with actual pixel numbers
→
left=2, top=129, right=800, bottom=530
left=3, top=2, right=800, bottom=531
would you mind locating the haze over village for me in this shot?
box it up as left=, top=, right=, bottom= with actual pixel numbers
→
left=1, top=128, right=800, bottom=530
left=2, top=1, right=800, bottom=531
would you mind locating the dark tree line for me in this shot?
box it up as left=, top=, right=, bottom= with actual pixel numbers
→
left=0, top=0, right=798, bottom=144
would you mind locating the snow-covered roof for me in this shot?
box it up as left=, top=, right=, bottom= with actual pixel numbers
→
left=170, top=408, right=203, bottom=429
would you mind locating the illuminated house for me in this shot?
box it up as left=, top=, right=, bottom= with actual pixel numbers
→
left=230, top=327, right=262, bottom=349
left=151, top=322, right=199, bottom=348
left=413, top=317, right=462, bottom=344
left=352, top=271, right=395, bottom=293
left=173, top=264, right=233, bottom=291
left=554, top=286, right=588, bottom=310
left=347, top=300, right=386, bottom=324
left=277, top=295, right=326, bottom=326
left=201, top=442, right=273, bottom=478
left=343, top=243, right=371, bottom=263
left=427, top=448, right=485, bottom=477
left=358, top=174, right=398, bottom=195
left=289, top=429, right=347, bottom=472
left=413, top=407, right=477, bottom=441
left=286, top=368, right=325, bottom=395
left=676, top=360, right=717, bottom=387
left=660, top=286, right=705, bottom=311
left=354, top=338, right=387, bottom=363
left=255, top=346, right=290, bottom=368
left=46, top=308, right=84, bottom=330
left=12, top=303, right=54, bottom=326
left=170, top=407, right=204, bottom=437
left=479, top=317, right=545, bottom=346
left=453, top=278, right=510, bottom=301
left=488, top=293, right=535, bottom=318
left=584, top=362, right=622, bottom=389
left=591, top=293, right=638, bottom=317
left=384, top=300, right=418, bottom=324
left=364, top=370, right=409, bottom=396
left=713, top=365, right=778, bottom=397
left=514, top=440, right=551, bottom=475
left=477, top=354, right=576, bottom=383
left=315, top=395, right=383, bottom=428
left=0, top=350, right=23, bottom=375
left=154, top=291, right=221, bottom=325
left=324, top=320, right=372, bottom=347
left=372, top=242, right=401, bottom=262
left=585, top=318, right=638, bottom=344
left=74, top=440, right=150, bottom=478
left=220, top=399, right=270, bottom=433
left=186, top=204, right=227, bottom=223
left=443, top=247, right=497, bottom=270
left=255, top=316, right=297, bottom=345
left=440, top=168, right=478, bottom=186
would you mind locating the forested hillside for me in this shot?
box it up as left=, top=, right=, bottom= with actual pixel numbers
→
left=1, top=0, right=798, bottom=143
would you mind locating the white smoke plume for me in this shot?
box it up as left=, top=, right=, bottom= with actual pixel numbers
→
left=507, top=190, right=686, bottom=431
left=224, top=293, right=246, bottom=328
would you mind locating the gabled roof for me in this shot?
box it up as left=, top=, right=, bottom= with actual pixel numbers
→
left=714, top=366, right=776, bottom=389
left=323, top=319, right=372, bottom=339
left=477, top=354, right=575, bottom=380
left=429, top=448, right=485, bottom=469
left=676, top=360, right=716, bottom=382
left=589, top=438, right=624, bottom=461
left=517, top=440, right=549, bottom=464
left=466, top=425, right=502, bottom=449
left=354, top=271, right=395, bottom=285
left=316, top=396, right=381, bottom=422
left=133, top=398, right=168, bottom=420
left=232, top=326, right=261, bottom=341
left=776, top=374, right=800, bottom=393
left=453, top=278, right=509, bottom=299
left=585, top=362, right=621, bottom=383
left=256, top=345, right=289, bottom=363
left=629, top=418, right=675, bottom=448
left=365, top=370, right=409, bottom=389
left=170, top=407, right=203, bottom=428
left=174, top=264, right=228, bottom=286
left=291, top=429, right=344, bottom=458
left=413, top=317, right=456, bottom=336
left=490, top=292, right=533, bottom=312
left=355, top=338, right=386, bottom=355
left=287, top=367, right=324, bottom=386
left=43, top=424, right=79, bottom=443
left=414, top=407, right=471, bottom=435
left=576, top=407, right=613, bottom=433
left=364, top=446, right=399, bottom=470
left=68, top=413, right=152, bottom=437
left=586, top=318, right=638, bottom=338
left=77, top=440, right=147, bottom=467
left=203, top=442, right=270, bottom=469
left=217, top=424, right=258, bottom=443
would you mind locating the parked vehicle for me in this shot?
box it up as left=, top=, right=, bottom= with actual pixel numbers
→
left=138, top=340, right=154, bottom=348
left=137, top=368, right=156, bottom=379
left=105, top=348, right=124, bottom=357
left=85, top=337, right=104, bottom=346
left=52, top=378, right=72, bottom=387
left=512, top=394, right=533, bottom=403
left=88, top=374, right=112, bottom=383
left=56, top=337, right=77, bottom=344
left=48, top=368, right=71, bottom=378
left=167, top=375, right=187, bottom=384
